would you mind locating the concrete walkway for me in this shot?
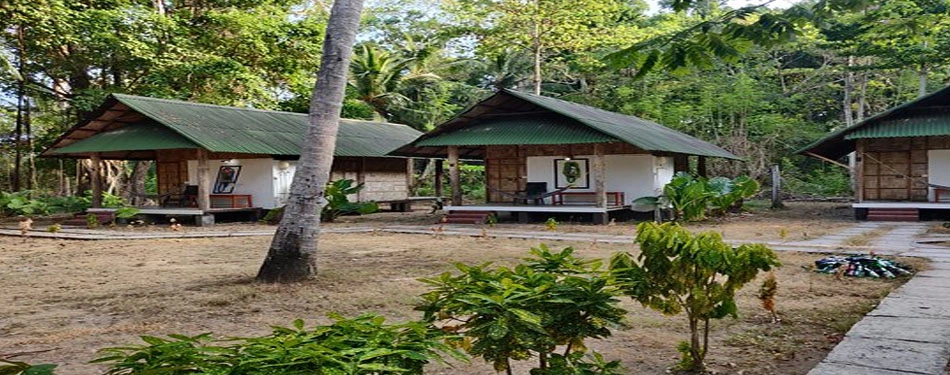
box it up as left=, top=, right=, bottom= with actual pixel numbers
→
left=806, top=222, right=950, bottom=375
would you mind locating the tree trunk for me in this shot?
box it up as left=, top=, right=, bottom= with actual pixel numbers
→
left=126, top=161, right=152, bottom=205
left=257, top=0, right=365, bottom=283
left=919, top=63, right=928, bottom=98
left=531, top=0, right=542, bottom=95
left=689, top=317, right=703, bottom=371
left=152, top=0, right=166, bottom=15
left=13, top=25, right=25, bottom=192
left=90, top=155, right=103, bottom=208
left=843, top=55, right=854, bottom=127
left=25, top=97, right=35, bottom=190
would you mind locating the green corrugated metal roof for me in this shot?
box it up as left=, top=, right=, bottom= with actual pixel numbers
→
left=53, top=123, right=198, bottom=153
left=797, top=86, right=950, bottom=159
left=397, top=90, right=738, bottom=159
left=51, top=94, right=422, bottom=157
left=501, top=90, right=738, bottom=159
left=415, top=115, right=619, bottom=146
left=845, top=114, right=950, bottom=140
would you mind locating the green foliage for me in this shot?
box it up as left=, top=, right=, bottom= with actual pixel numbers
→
left=0, top=191, right=49, bottom=216
left=634, top=173, right=760, bottom=221
left=94, top=313, right=462, bottom=375
left=545, top=217, right=559, bottom=231
left=86, top=213, right=100, bottom=229
left=609, top=222, right=780, bottom=371
left=261, top=206, right=285, bottom=225
left=780, top=158, right=852, bottom=197
left=0, top=191, right=133, bottom=217
left=414, top=164, right=485, bottom=201
left=115, top=207, right=140, bottom=220
left=322, top=179, right=380, bottom=223
left=0, top=359, right=57, bottom=375
left=418, top=245, right=626, bottom=374
left=46, top=223, right=61, bottom=233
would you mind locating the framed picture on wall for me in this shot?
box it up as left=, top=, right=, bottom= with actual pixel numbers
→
left=213, top=165, right=241, bottom=194
left=554, top=158, right=589, bottom=189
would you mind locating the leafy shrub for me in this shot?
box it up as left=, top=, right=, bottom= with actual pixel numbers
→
left=633, top=173, right=760, bottom=221
left=86, top=213, right=100, bottom=228
left=414, top=164, right=485, bottom=201
left=780, top=158, right=852, bottom=197
left=94, top=313, right=463, bottom=375
left=0, top=190, right=132, bottom=218
left=114, top=207, right=141, bottom=220
left=0, top=191, right=50, bottom=216
left=322, top=179, right=379, bottom=222
left=0, top=359, right=56, bottom=374
left=418, top=245, right=626, bottom=374
left=609, top=222, right=780, bottom=371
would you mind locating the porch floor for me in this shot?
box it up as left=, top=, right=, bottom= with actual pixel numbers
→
left=853, top=202, right=950, bottom=209
left=88, top=207, right=262, bottom=215
left=443, top=203, right=629, bottom=214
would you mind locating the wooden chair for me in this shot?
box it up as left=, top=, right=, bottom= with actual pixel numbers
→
left=162, top=185, right=198, bottom=207
left=488, top=182, right=572, bottom=205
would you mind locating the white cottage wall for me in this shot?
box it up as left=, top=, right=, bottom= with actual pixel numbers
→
left=525, top=154, right=659, bottom=205
left=187, top=158, right=277, bottom=209
left=928, top=150, right=950, bottom=201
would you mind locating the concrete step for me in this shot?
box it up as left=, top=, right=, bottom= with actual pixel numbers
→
left=867, top=208, right=918, bottom=222
left=442, top=211, right=490, bottom=225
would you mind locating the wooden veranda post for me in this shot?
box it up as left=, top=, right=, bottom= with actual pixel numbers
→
left=434, top=159, right=444, bottom=198
left=697, top=156, right=708, bottom=178
left=90, top=153, right=102, bottom=208
left=593, top=144, right=607, bottom=208
left=448, top=146, right=461, bottom=206
left=196, top=148, right=211, bottom=211
left=593, top=144, right=608, bottom=224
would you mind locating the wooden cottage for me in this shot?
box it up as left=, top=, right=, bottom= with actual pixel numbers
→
left=43, top=94, right=422, bottom=225
left=392, top=89, right=739, bottom=224
left=799, top=85, right=950, bottom=221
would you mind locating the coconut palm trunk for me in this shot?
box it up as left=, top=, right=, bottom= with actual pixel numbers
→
left=256, top=0, right=365, bottom=283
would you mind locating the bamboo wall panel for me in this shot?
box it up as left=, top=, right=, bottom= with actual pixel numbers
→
left=156, top=161, right=187, bottom=195
left=485, top=145, right=525, bottom=203
left=859, top=137, right=929, bottom=202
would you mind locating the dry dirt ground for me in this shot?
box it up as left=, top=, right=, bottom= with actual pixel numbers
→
left=0, top=208, right=918, bottom=375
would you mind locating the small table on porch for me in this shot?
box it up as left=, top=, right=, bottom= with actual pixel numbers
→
left=210, top=194, right=253, bottom=208
left=552, top=191, right=625, bottom=206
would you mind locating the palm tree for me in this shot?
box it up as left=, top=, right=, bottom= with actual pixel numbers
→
left=348, top=44, right=412, bottom=120
left=256, top=0, right=365, bottom=283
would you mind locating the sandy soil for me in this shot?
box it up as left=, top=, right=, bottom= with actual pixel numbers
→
left=0, top=223, right=916, bottom=374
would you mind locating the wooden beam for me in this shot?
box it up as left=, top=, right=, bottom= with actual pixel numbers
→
left=448, top=146, right=462, bottom=206
left=855, top=142, right=864, bottom=202
left=196, top=148, right=211, bottom=211
left=804, top=152, right=851, bottom=169
left=593, top=143, right=606, bottom=208
left=90, top=153, right=102, bottom=208
left=697, top=156, right=708, bottom=178
left=434, top=159, right=444, bottom=198
left=358, top=157, right=366, bottom=202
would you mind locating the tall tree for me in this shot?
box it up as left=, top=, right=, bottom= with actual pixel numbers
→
left=257, top=0, right=365, bottom=283
left=446, top=0, right=630, bottom=94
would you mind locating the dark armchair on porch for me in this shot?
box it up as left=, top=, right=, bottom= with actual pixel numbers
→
left=162, top=185, right=198, bottom=207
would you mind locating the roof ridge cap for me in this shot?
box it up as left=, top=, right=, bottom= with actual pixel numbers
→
left=111, top=93, right=406, bottom=126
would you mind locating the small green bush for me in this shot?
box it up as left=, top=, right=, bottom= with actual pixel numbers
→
left=323, top=179, right=379, bottom=222
left=419, top=244, right=626, bottom=374
left=633, top=173, right=760, bottom=221
left=94, top=313, right=463, bottom=375
left=0, top=359, right=57, bottom=375
left=610, top=222, right=780, bottom=371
